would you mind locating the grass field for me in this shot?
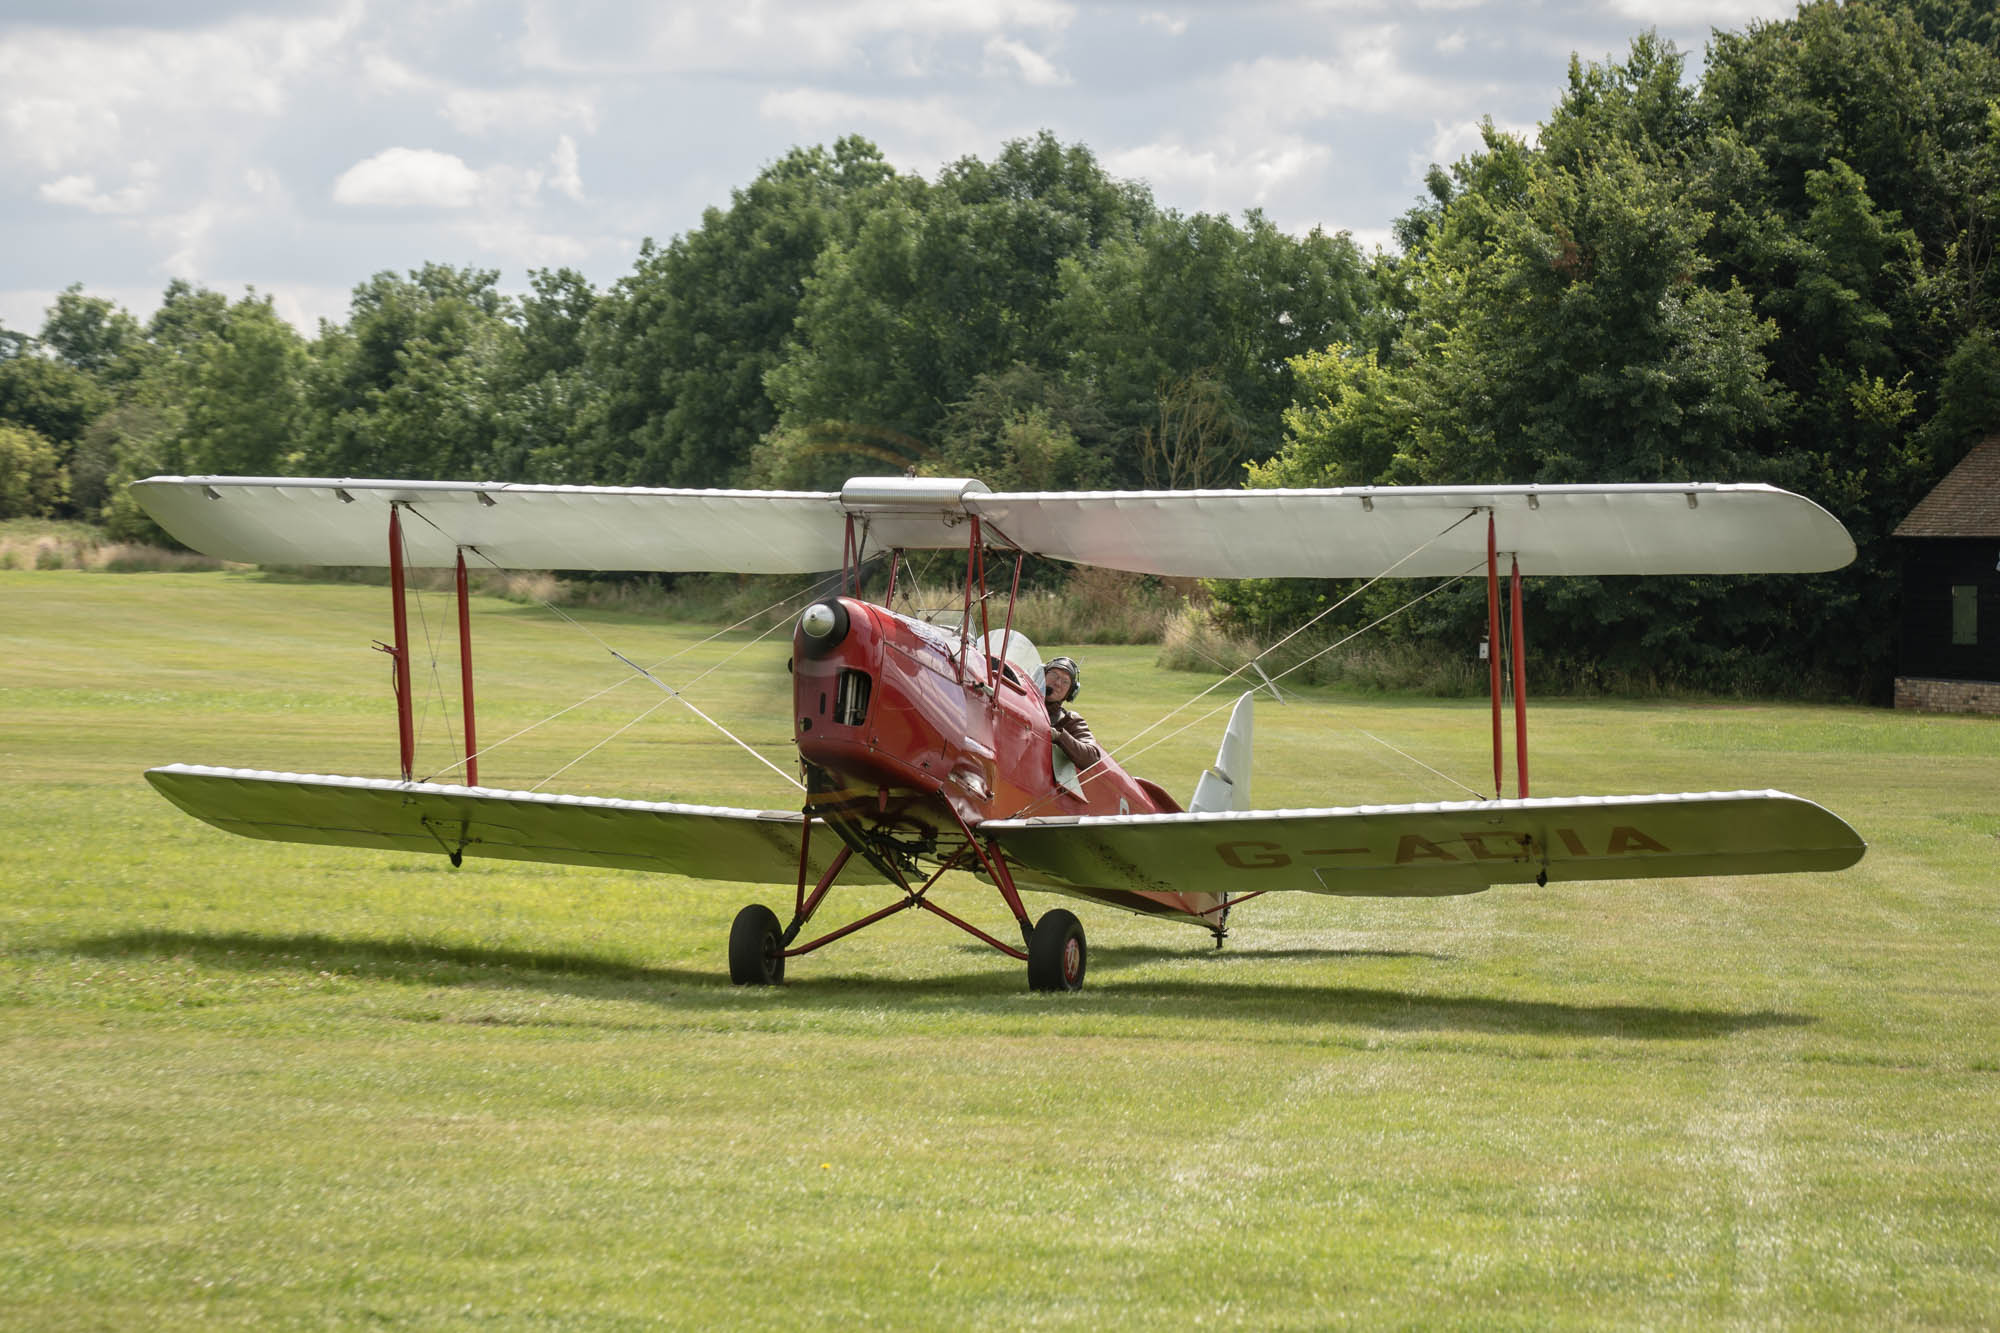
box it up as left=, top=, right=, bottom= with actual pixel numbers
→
left=4, top=567, right=1998, bottom=1329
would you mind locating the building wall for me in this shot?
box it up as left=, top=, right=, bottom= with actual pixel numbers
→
left=1894, top=676, right=2000, bottom=714
left=1897, top=538, right=2000, bottom=683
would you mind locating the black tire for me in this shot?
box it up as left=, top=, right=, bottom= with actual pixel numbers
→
left=728, top=904, right=785, bottom=986
left=1027, top=909, right=1087, bottom=992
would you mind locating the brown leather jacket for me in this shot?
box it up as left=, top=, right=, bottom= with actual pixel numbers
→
left=1047, top=704, right=1100, bottom=768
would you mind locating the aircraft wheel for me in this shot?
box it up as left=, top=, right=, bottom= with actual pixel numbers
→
left=728, top=904, right=786, bottom=986
left=1027, top=909, right=1086, bottom=992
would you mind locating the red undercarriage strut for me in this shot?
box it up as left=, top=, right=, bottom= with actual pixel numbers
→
left=780, top=809, right=1033, bottom=963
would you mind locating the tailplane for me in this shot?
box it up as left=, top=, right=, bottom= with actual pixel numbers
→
left=1188, top=691, right=1255, bottom=813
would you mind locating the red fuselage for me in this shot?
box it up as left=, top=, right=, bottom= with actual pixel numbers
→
left=791, top=598, right=1181, bottom=837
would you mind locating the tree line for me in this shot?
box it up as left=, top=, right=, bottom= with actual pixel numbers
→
left=3, top=0, right=1996, bottom=697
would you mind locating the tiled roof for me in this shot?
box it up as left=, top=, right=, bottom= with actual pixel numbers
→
left=1895, top=437, right=2000, bottom=538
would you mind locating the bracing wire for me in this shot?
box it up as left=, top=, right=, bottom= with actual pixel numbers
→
left=1354, top=729, right=1488, bottom=800
left=394, top=515, right=452, bottom=763
left=407, top=560, right=456, bottom=756
left=603, top=648, right=804, bottom=791
left=999, top=581, right=1476, bottom=824
left=402, top=504, right=832, bottom=790
left=1107, top=567, right=1476, bottom=772
left=996, top=505, right=1492, bottom=822
left=529, top=694, right=676, bottom=793
left=1095, top=509, right=1480, bottom=764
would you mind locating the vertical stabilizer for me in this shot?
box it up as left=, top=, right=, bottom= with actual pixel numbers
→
left=1188, top=691, right=1255, bottom=813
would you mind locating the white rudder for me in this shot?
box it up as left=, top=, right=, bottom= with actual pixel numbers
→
left=1188, top=691, right=1254, bottom=813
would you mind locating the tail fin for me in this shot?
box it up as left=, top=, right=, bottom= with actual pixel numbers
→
left=1188, top=691, right=1254, bottom=813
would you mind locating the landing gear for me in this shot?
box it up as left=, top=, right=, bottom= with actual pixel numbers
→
left=728, top=904, right=785, bottom=986
left=1027, top=909, right=1087, bottom=992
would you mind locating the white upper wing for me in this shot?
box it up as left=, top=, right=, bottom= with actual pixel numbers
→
left=131, top=477, right=850, bottom=573
left=132, top=475, right=1855, bottom=577
left=968, top=484, right=1855, bottom=577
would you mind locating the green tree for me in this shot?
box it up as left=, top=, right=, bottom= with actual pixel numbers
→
left=174, top=292, right=308, bottom=476
left=927, top=364, right=1116, bottom=491
left=40, top=283, right=150, bottom=387
left=586, top=138, right=896, bottom=486
left=0, top=423, right=68, bottom=518
left=768, top=133, right=1154, bottom=457
left=303, top=265, right=513, bottom=479
left=1248, top=8, right=2000, bottom=694
left=482, top=267, right=600, bottom=483
left=1056, top=209, right=1367, bottom=483
left=0, top=351, right=107, bottom=452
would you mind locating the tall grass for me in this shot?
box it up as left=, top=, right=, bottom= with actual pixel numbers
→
left=995, top=567, right=1186, bottom=646
left=1159, top=604, right=1486, bottom=696
left=0, top=527, right=228, bottom=573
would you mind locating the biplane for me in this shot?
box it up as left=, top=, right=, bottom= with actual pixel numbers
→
left=132, top=474, right=1866, bottom=991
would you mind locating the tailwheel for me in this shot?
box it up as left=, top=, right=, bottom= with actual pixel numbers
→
left=728, top=904, right=786, bottom=986
left=1027, top=909, right=1086, bottom=992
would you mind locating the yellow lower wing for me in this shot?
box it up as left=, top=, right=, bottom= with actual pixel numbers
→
left=984, top=791, right=1865, bottom=899
left=144, top=765, right=872, bottom=885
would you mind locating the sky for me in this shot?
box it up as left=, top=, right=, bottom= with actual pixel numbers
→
left=0, top=0, right=1804, bottom=338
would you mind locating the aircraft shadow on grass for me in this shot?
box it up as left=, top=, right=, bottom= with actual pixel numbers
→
left=71, top=929, right=1810, bottom=1040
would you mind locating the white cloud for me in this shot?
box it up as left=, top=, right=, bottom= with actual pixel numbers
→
left=549, top=135, right=584, bottom=202
left=352, top=45, right=600, bottom=137
left=262, top=283, right=361, bottom=334
left=0, top=7, right=360, bottom=172
left=1141, top=12, right=1188, bottom=37
left=154, top=202, right=221, bottom=281
left=456, top=219, right=595, bottom=267
left=1339, top=225, right=1397, bottom=253
left=359, top=49, right=430, bottom=94
left=242, top=166, right=286, bottom=199
left=983, top=35, right=1070, bottom=85
left=1417, top=116, right=1537, bottom=177
left=1601, top=0, right=1788, bottom=22
left=1105, top=137, right=1332, bottom=212
left=2, top=98, right=123, bottom=173
left=38, top=172, right=154, bottom=215
left=1221, top=37, right=1461, bottom=129
left=444, top=86, right=600, bottom=136
left=332, top=147, right=484, bottom=208
left=1436, top=29, right=1468, bottom=54
left=519, top=0, right=1074, bottom=75
left=758, top=87, right=989, bottom=161
left=332, top=138, right=591, bottom=268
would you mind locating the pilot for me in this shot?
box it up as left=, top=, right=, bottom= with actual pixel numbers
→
left=1041, top=656, right=1101, bottom=769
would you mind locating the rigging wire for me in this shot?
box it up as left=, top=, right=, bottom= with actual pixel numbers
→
left=998, top=569, right=1480, bottom=825
left=1354, top=729, right=1489, bottom=801
left=401, top=504, right=832, bottom=789
left=1107, top=567, right=1476, bottom=773
left=1096, top=509, right=1480, bottom=764
left=600, top=648, right=804, bottom=792
left=529, top=693, right=677, bottom=793
left=407, top=558, right=456, bottom=757
left=393, top=514, right=453, bottom=763
left=995, top=504, right=1492, bottom=823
